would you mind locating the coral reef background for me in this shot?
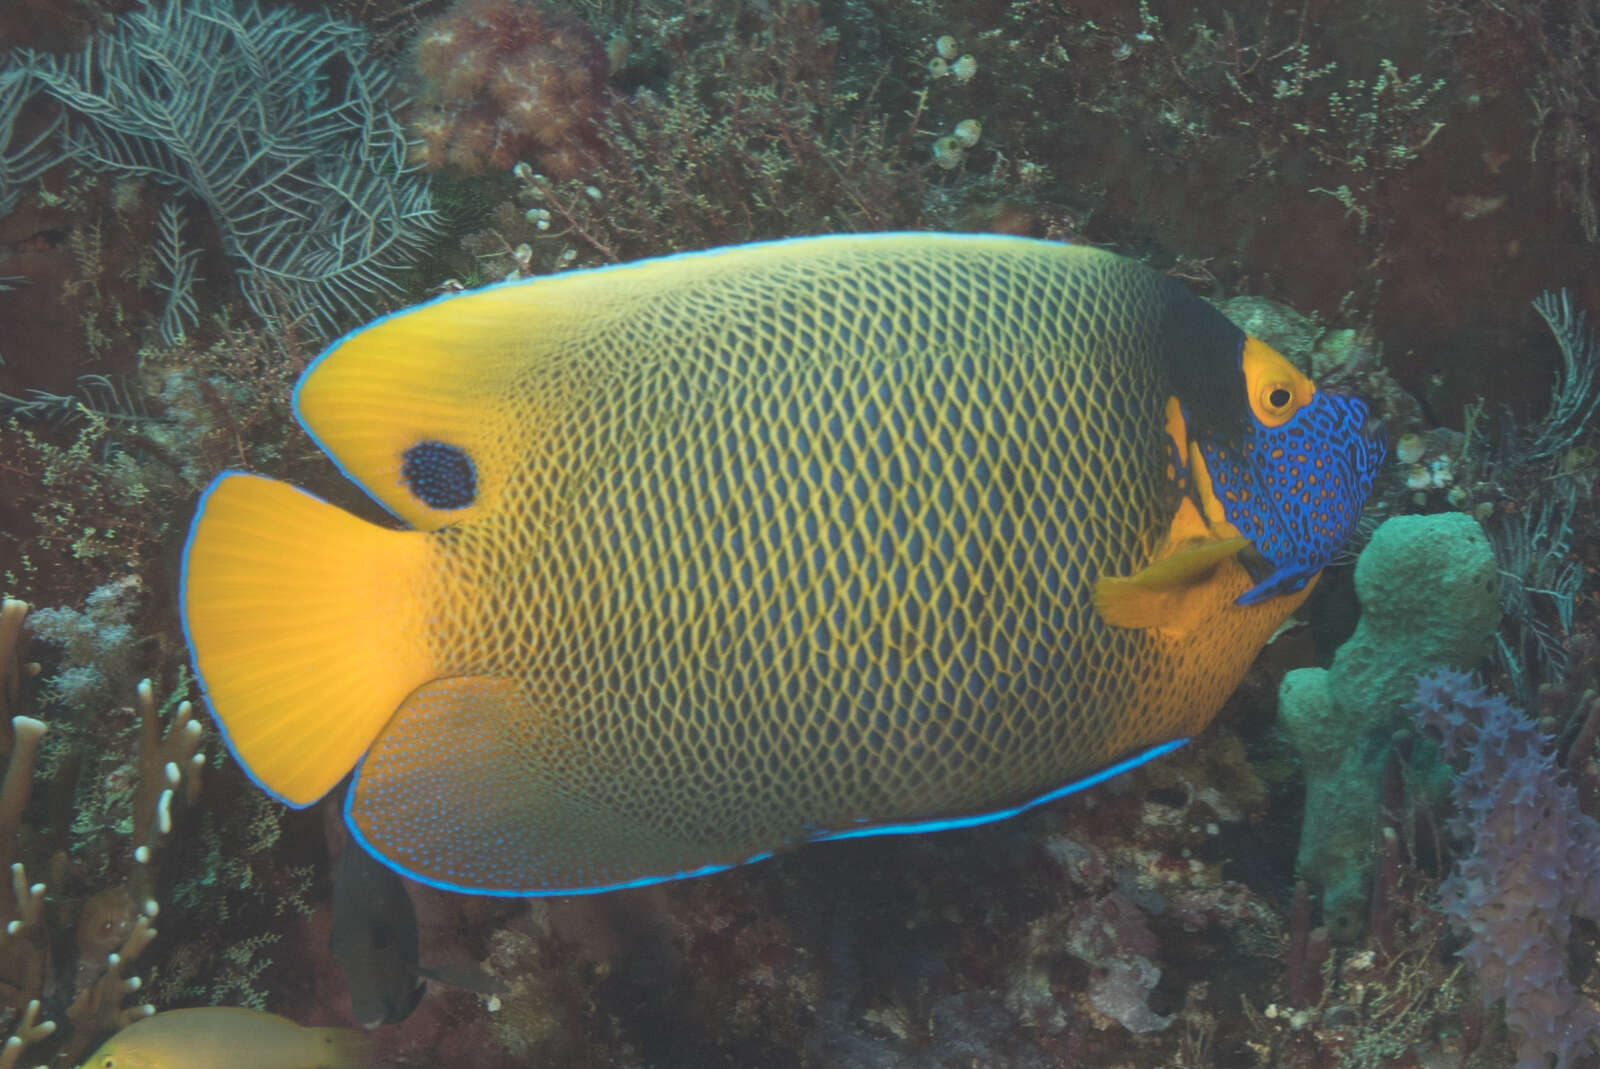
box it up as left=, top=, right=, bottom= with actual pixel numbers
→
left=0, top=0, right=1598, bottom=1065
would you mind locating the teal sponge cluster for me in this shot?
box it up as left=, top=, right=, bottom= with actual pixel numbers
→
left=1277, top=513, right=1499, bottom=935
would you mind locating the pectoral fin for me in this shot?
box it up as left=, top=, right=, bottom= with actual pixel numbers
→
left=1092, top=536, right=1252, bottom=631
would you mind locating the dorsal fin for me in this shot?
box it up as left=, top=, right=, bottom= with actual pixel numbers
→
left=296, top=233, right=1111, bottom=531
left=295, top=283, right=582, bottom=531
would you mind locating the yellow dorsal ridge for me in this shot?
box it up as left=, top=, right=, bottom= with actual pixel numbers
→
left=294, top=233, right=1115, bottom=532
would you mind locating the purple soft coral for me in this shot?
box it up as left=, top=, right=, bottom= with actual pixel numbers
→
left=1415, top=669, right=1600, bottom=1069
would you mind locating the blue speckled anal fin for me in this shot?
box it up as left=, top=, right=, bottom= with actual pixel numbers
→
left=346, top=676, right=755, bottom=897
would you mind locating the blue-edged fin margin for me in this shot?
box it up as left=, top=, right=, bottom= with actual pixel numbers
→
left=180, top=472, right=441, bottom=807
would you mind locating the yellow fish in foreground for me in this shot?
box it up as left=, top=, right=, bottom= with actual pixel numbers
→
left=85, top=1007, right=370, bottom=1068
left=182, top=234, right=1383, bottom=895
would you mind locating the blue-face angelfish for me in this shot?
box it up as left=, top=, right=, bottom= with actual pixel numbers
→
left=180, top=234, right=1384, bottom=895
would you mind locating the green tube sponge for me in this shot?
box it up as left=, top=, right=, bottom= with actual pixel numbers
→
left=1277, top=512, right=1499, bottom=937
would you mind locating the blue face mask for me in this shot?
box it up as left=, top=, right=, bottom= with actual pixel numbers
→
left=1196, top=389, right=1385, bottom=605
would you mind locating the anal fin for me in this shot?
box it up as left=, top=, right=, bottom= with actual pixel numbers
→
left=347, top=677, right=736, bottom=896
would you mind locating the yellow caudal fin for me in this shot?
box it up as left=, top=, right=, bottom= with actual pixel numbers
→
left=181, top=473, right=441, bottom=807
left=1093, top=536, right=1252, bottom=632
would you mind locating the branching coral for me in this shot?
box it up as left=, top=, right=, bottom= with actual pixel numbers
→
left=125, top=679, right=204, bottom=906
left=58, top=904, right=158, bottom=1065
left=0, top=599, right=204, bottom=1067
left=0, top=603, right=54, bottom=1069
left=11, top=0, right=440, bottom=339
left=0, top=711, right=49, bottom=1020
left=0, top=63, right=61, bottom=218
left=407, top=0, right=613, bottom=178
left=0, top=1000, right=52, bottom=1069
left=0, top=601, right=37, bottom=723
left=1525, top=288, right=1600, bottom=464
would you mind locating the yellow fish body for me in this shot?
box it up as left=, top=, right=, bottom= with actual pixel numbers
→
left=84, top=1007, right=370, bottom=1068
left=182, top=234, right=1381, bottom=895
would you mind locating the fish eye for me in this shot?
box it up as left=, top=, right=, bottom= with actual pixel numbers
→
left=1259, top=382, right=1297, bottom=417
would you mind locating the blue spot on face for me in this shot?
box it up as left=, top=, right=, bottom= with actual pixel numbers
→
left=402, top=441, right=477, bottom=510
